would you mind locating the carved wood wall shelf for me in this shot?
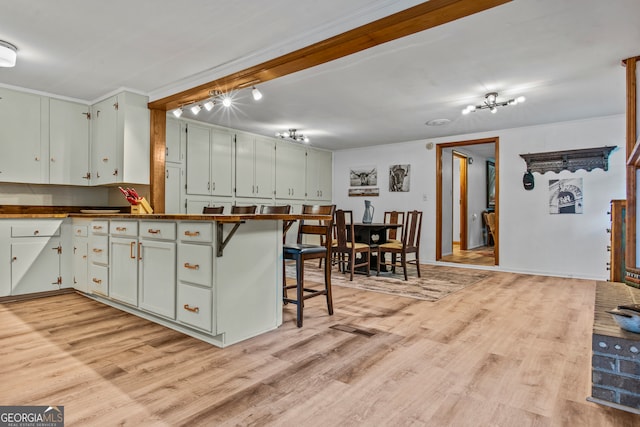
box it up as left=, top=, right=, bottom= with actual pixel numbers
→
left=519, top=146, right=617, bottom=174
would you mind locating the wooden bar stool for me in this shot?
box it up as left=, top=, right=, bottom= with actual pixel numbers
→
left=283, top=204, right=335, bottom=327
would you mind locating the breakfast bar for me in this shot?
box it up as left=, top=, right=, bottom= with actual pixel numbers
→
left=0, top=212, right=330, bottom=348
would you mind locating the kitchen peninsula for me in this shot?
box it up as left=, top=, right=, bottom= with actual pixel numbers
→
left=1, top=213, right=329, bottom=347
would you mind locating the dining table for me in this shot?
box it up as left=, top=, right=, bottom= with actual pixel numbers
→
left=351, top=222, right=403, bottom=272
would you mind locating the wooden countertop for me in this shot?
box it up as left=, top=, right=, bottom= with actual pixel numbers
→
left=67, top=213, right=331, bottom=222
left=0, top=211, right=331, bottom=222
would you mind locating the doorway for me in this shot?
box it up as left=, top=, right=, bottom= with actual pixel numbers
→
left=436, top=137, right=499, bottom=266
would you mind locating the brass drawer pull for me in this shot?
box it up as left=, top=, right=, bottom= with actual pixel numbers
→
left=116, top=227, right=127, bottom=232
left=183, top=263, right=199, bottom=270
left=148, top=229, right=160, bottom=234
left=33, top=230, right=40, bottom=235
left=184, top=231, right=200, bottom=237
left=130, top=241, right=136, bottom=259
left=92, top=248, right=103, bottom=253
left=183, top=304, right=199, bottom=313
left=92, top=278, right=102, bottom=284
left=93, top=225, right=103, bottom=230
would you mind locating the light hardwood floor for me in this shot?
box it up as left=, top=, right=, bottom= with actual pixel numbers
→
left=0, top=268, right=638, bottom=426
left=441, top=243, right=495, bottom=266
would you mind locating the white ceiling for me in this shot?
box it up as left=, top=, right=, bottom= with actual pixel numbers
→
left=1, top=0, right=638, bottom=151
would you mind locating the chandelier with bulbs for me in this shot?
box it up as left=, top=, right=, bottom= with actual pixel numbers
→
left=462, top=92, right=526, bottom=115
left=275, top=129, right=310, bottom=143
left=172, top=86, right=263, bottom=118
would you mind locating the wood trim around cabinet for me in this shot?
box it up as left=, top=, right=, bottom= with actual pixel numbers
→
left=150, top=109, right=166, bottom=214
left=147, top=0, right=512, bottom=112
left=624, top=56, right=638, bottom=275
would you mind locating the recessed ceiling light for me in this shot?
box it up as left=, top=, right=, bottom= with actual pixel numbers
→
left=425, top=118, right=451, bottom=126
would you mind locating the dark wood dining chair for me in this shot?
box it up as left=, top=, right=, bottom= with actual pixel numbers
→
left=332, top=209, right=370, bottom=280
left=383, top=211, right=405, bottom=244
left=260, top=204, right=291, bottom=214
left=202, top=206, right=224, bottom=214
left=377, top=210, right=422, bottom=280
left=231, top=205, right=257, bottom=214
left=283, top=204, right=335, bottom=327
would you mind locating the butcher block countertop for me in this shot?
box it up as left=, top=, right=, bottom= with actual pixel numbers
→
left=0, top=214, right=70, bottom=219
left=67, top=213, right=331, bottom=222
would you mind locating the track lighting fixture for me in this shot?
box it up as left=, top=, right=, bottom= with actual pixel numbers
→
left=276, top=129, right=310, bottom=143
left=462, top=92, right=526, bottom=115
left=252, top=86, right=262, bottom=101
left=170, top=85, right=264, bottom=117
left=0, top=40, right=17, bottom=67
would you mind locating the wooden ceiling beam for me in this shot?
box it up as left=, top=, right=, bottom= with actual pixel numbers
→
left=148, top=0, right=512, bottom=111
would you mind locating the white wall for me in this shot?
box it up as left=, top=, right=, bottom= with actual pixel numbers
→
left=332, top=114, right=626, bottom=280
left=0, top=183, right=109, bottom=206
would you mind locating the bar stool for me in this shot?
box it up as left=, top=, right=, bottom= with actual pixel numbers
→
left=283, top=204, right=335, bottom=327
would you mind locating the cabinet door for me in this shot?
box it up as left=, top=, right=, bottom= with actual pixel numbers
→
left=186, top=123, right=211, bottom=195
left=165, top=164, right=183, bottom=214
left=110, top=237, right=139, bottom=306
left=139, top=240, right=176, bottom=319
left=91, top=95, right=118, bottom=185
left=211, top=130, right=233, bottom=196
left=254, top=137, right=274, bottom=198
left=306, top=148, right=332, bottom=201
left=72, top=237, right=88, bottom=293
left=0, top=87, right=43, bottom=183
left=50, top=98, right=90, bottom=185
left=275, top=142, right=306, bottom=200
left=11, top=238, right=61, bottom=295
left=235, top=133, right=255, bottom=198
left=166, top=118, right=183, bottom=163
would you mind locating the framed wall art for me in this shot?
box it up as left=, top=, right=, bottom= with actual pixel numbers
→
left=549, top=178, right=583, bottom=214
left=389, top=164, right=410, bottom=192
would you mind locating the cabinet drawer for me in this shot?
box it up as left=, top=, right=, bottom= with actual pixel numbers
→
left=177, top=244, right=212, bottom=287
left=90, top=220, right=109, bottom=235
left=177, top=283, right=212, bottom=332
left=178, top=222, right=213, bottom=243
left=11, top=222, right=61, bottom=237
left=89, top=235, right=109, bottom=264
left=110, top=220, right=138, bottom=237
left=140, top=221, right=176, bottom=240
left=73, top=225, right=88, bottom=237
left=88, top=264, right=109, bottom=297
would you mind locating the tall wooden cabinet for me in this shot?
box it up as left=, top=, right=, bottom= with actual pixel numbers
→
left=608, top=199, right=626, bottom=282
left=275, top=141, right=307, bottom=200
left=186, top=124, right=233, bottom=197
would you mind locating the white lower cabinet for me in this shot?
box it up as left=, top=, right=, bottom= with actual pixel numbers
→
left=88, top=221, right=109, bottom=296
left=109, top=221, right=139, bottom=306
left=177, top=221, right=214, bottom=332
left=110, top=236, right=139, bottom=306
left=9, top=220, right=63, bottom=296
left=138, top=238, right=176, bottom=319
left=72, top=224, right=89, bottom=293
left=177, top=283, right=213, bottom=332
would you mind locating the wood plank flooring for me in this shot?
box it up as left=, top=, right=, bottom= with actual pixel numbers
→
left=0, top=267, right=638, bottom=426
left=441, top=244, right=496, bottom=266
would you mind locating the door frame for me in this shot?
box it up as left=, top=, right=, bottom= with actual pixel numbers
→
left=452, top=151, right=469, bottom=250
left=436, top=136, right=499, bottom=265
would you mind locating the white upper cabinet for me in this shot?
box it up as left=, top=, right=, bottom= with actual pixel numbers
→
left=235, top=133, right=274, bottom=199
left=186, top=123, right=233, bottom=197
left=50, top=98, right=91, bottom=185
left=166, top=117, right=184, bottom=163
left=0, top=87, right=46, bottom=183
left=91, top=91, right=150, bottom=185
left=275, top=141, right=306, bottom=200
left=306, top=148, right=332, bottom=201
